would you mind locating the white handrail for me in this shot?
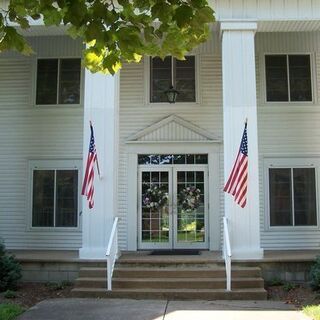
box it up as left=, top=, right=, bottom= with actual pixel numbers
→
left=223, top=217, right=232, bottom=291
left=106, top=216, right=119, bottom=291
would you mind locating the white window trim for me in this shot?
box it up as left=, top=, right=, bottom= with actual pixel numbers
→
left=144, top=54, right=200, bottom=107
left=260, top=52, right=317, bottom=106
left=27, top=159, right=82, bottom=232
left=264, top=157, right=320, bottom=231
left=33, top=56, right=84, bottom=108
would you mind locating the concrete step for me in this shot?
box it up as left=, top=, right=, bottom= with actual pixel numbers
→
left=71, top=287, right=267, bottom=300
left=113, top=266, right=261, bottom=278
left=116, top=260, right=223, bottom=267
left=76, top=276, right=264, bottom=289
left=79, top=266, right=261, bottom=278
left=113, top=277, right=264, bottom=290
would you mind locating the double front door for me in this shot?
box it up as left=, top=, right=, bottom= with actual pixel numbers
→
left=138, top=165, right=208, bottom=249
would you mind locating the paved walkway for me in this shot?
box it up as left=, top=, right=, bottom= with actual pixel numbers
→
left=18, top=299, right=312, bottom=320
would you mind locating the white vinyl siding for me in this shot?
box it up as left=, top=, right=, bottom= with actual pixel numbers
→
left=256, top=32, right=320, bottom=249
left=2, top=31, right=320, bottom=252
left=119, top=53, right=224, bottom=250
left=119, top=31, right=320, bottom=251
left=0, top=36, right=83, bottom=250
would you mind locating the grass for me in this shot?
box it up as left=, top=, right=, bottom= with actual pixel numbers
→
left=303, top=305, right=320, bottom=320
left=0, top=304, right=24, bottom=320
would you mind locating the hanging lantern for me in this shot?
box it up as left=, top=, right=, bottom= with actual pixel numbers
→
left=165, top=85, right=179, bottom=104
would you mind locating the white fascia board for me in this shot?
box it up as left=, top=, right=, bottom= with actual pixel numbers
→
left=220, top=21, right=257, bottom=32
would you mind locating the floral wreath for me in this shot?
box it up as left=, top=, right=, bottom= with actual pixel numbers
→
left=143, top=184, right=169, bottom=211
left=178, top=186, right=201, bottom=211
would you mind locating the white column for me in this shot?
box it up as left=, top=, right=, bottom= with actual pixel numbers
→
left=79, top=69, right=119, bottom=259
left=221, top=22, right=263, bottom=259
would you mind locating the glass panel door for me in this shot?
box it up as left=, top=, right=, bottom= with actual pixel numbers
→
left=138, top=165, right=208, bottom=250
left=139, top=168, right=172, bottom=249
left=173, top=167, right=208, bottom=249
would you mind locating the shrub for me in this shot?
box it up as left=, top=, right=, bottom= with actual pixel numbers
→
left=0, top=241, right=22, bottom=292
left=45, top=281, right=73, bottom=291
left=269, top=278, right=284, bottom=286
left=3, top=290, right=16, bottom=299
left=310, top=256, right=320, bottom=291
left=61, top=280, right=73, bottom=287
left=283, top=282, right=297, bottom=292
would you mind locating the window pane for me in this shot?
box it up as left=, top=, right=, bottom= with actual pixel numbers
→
left=269, top=168, right=292, bottom=226
left=59, top=59, right=81, bottom=104
left=175, top=56, right=196, bottom=102
left=289, top=55, right=312, bottom=102
left=32, top=170, right=54, bottom=227
left=293, top=168, right=317, bottom=226
left=56, top=170, right=78, bottom=227
left=265, top=55, right=289, bottom=102
left=36, top=59, right=58, bottom=105
left=195, top=154, right=208, bottom=164
left=150, top=57, right=172, bottom=102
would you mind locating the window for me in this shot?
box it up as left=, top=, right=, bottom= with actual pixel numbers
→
left=150, top=56, right=196, bottom=103
left=36, top=58, right=81, bottom=105
left=269, top=167, right=317, bottom=227
left=265, top=54, right=312, bottom=102
left=138, top=154, right=208, bottom=165
left=32, top=166, right=79, bottom=228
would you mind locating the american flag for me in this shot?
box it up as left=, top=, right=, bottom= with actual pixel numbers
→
left=223, top=122, right=248, bottom=208
left=81, top=122, right=97, bottom=209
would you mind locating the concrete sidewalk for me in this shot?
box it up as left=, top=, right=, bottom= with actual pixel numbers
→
left=18, top=299, right=312, bottom=320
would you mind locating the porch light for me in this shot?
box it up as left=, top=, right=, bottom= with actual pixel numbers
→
left=165, top=85, right=179, bottom=104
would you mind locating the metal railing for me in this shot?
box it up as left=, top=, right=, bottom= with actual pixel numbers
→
left=106, top=216, right=119, bottom=291
left=223, top=216, right=232, bottom=291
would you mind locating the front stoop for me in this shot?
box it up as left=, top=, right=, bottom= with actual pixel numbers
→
left=71, top=259, right=267, bottom=300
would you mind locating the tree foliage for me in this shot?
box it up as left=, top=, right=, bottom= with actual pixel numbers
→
left=0, top=0, right=215, bottom=73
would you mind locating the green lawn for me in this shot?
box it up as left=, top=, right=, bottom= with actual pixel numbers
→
left=0, top=304, right=24, bottom=320
left=303, top=305, right=320, bottom=320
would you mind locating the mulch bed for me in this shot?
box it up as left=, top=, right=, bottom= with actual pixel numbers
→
left=0, top=282, right=74, bottom=309
left=267, top=284, right=320, bottom=308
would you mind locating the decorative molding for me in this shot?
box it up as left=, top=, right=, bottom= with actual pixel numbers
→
left=126, top=115, right=221, bottom=144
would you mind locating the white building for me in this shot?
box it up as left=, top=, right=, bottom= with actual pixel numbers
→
left=1, top=0, right=320, bottom=268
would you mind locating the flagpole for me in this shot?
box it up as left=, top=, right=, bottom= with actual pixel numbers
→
left=96, top=155, right=102, bottom=179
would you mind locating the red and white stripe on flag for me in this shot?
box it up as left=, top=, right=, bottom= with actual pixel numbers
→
left=223, top=123, right=248, bottom=208
left=81, top=122, right=97, bottom=209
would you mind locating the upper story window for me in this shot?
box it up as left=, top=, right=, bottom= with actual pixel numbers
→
left=36, top=58, right=81, bottom=105
left=265, top=54, right=312, bottom=102
left=268, top=167, right=317, bottom=227
left=150, top=56, right=196, bottom=103
left=31, top=161, right=80, bottom=228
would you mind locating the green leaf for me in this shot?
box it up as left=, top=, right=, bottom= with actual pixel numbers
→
left=16, top=16, right=30, bottom=29
left=194, top=6, right=214, bottom=24
left=43, top=8, right=62, bottom=26
left=174, top=5, right=193, bottom=27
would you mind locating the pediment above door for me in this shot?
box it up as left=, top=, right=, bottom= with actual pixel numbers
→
left=126, top=115, right=221, bottom=144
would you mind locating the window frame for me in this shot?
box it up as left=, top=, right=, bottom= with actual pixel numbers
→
left=264, top=157, right=320, bottom=231
left=34, top=56, right=83, bottom=108
left=262, top=53, right=316, bottom=105
left=145, top=55, right=200, bottom=107
left=28, top=159, right=82, bottom=231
